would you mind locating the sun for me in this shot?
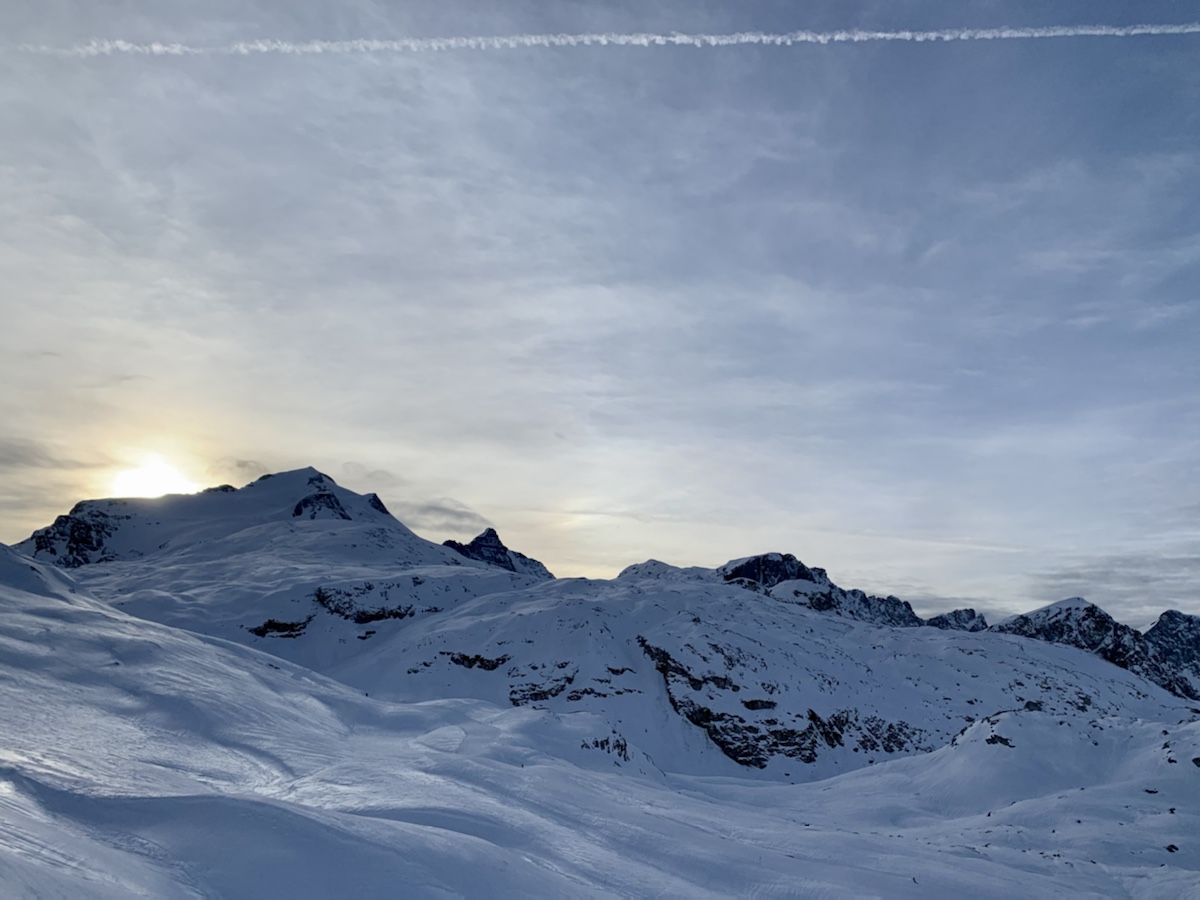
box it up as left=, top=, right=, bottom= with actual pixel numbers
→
left=111, top=456, right=200, bottom=499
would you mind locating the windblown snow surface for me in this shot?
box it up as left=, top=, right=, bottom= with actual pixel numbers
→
left=3, top=469, right=1199, bottom=897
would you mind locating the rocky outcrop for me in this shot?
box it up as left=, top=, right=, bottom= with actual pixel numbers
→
left=637, top=636, right=929, bottom=768
left=720, top=554, right=923, bottom=628
left=927, top=609, right=989, bottom=632
left=312, top=585, right=414, bottom=624
left=248, top=616, right=314, bottom=638
left=1145, top=610, right=1200, bottom=698
left=803, top=587, right=924, bottom=628
left=720, top=553, right=828, bottom=590
left=291, top=489, right=352, bottom=520
left=443, top=528, right=554, bottom=580
left=991, top=599, right=1198, bottom=701
left=24, top=502, right=125, bottom=567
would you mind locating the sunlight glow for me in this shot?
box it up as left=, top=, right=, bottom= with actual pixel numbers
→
left=111, top=456, right=200, bottom=498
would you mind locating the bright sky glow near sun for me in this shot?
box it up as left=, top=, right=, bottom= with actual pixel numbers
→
left=110, top=456, right=200, bottom=499
left=1, top=0, right=1197, bottom=627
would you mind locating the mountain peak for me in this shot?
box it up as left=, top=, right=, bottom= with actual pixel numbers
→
left=15, top=466, right=435, bottom=569
left=927, top=608, right=989, bottom=632
left=718, top=552, right=829, bottom=589
left=1041, top=596, right=1096, bottom=614
left=991, top=597, right=1198, bottom=701
left=443, top=528, right=554, bottom=580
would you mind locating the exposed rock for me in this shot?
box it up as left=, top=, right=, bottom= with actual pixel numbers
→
left=248, top=616, right=314, bottom=638
left=637, top=635, right=928, bottom=768
left=772, top=579, right=923, bottom=628
left=444, top=528, right=554, bottom=580
left=365, top=493, right=391, bottom=515
left=441, top=651, right=511, bottom=671
left=312, top=585, right=413, bottom=625
left=808, top=588, right=923, bottom=628
left=24, top=503, right=124, bottom=567
left=720, top=553, right=828, bottom=590
left=927, top=609, right=989, bottom=632
left=509, top=666, right=576, bottom=705
left=1145, top=610, right=1200, bottom=698
left=720, top=553, right=923, bottom=628
left=292, top=489, right=352, bottom=520
left=991, top=599, right=1198, bottom=701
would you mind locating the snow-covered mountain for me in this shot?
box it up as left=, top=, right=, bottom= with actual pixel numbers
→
left=992, top=597, right=1200, bottom=701
left=5, top=468, right=1200, bottom=895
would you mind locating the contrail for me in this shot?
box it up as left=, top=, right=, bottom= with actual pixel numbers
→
left=15, top=23, right=1200, bottom=58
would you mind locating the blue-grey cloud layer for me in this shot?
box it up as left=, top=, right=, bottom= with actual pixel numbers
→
left=1, top=0, right=1196, bottom=623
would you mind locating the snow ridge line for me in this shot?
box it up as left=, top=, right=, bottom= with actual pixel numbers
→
left=15, top=23, right=1200, bottom=58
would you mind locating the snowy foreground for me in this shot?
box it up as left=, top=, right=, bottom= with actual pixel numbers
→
left=2, top=470, right=1199, bottom=897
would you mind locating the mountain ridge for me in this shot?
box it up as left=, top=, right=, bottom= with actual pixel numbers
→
left=16, top=468, right=1200, bottom=709
left=13, top=467, right=1200, bottom=772
left=3, top=469, right=1200, bottom=894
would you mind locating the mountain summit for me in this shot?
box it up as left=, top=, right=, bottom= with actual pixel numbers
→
left=991, top=597, right=1200, bottom=700
left=444, top=527, right=554, bottom=579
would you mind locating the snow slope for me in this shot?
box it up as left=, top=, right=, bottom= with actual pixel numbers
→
left=1, top=546, right=1199, bottom=897
left=16, top=471, right=1200, bottom=780
left=7, top=470, right=1200, bottom=895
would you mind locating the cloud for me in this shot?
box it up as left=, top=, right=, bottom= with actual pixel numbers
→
left=340, top=463, right=406, bottom=488
left=386, top=498, right=492, bottom=536
left=0, top=438, right=88, bottom=471
left=17, top=23, right=1200, bottom=58
left=2, top=1, right=1196, bottom=614
left=1029, top=549, right=1200, bottom=629
left=207, top=458, right=269, bottom=486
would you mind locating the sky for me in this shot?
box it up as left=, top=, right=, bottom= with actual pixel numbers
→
left=1, top=0, right=1198, bottom=626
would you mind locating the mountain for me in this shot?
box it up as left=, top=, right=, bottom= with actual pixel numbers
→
left=3, top=543, right=1197, bottom=897
left=718, top=552, right=924, bottom=627
left=16, top=468, right=551, bottom=649
left=927, top=608, right=989, bottom=631
left=444, top=527, right=555, bottom=579
left=1146, top=610, right=1200, bottom=699
left=22, top=467, right=471, bottom=569
left=14, top=470, right=1197, bottom=778
left=990, top=598, right=1200, bottom=701
left=6, top=468, right=1200, bottom=894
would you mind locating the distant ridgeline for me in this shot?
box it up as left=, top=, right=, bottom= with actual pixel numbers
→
left=14, top=467, right=1200, bottom=778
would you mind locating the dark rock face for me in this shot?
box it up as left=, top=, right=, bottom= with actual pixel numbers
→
left=509, top=666, right=577, bottom=706
left=25, top=503, right=124, bottom=567
left=991, top=601, right=1199, bottom=701
left=443, top=528, right=554, bottom=580
left=312, top=585, right=413, bottom=625
left=1145, top=611, right=1200, bottom=697
left=720, top=553, right=923, bottom=628
left=291, top=490, right=352, bottom=520
left=720, top=554, right=827, bottom=590
left=248, top=616, right=313, bottom=638
left=441, top=651, right=511, bottom=671
left=774, top=584, right=923, bottom=628
left=927, top=609, right=989, bottom=632
left=636, top=636, right=928, bottom=768
left=811, top=589, right=923, bottom=628
left=365, top=493, right=391, bottom=516
left=445, top=528, right=510, bottom=568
